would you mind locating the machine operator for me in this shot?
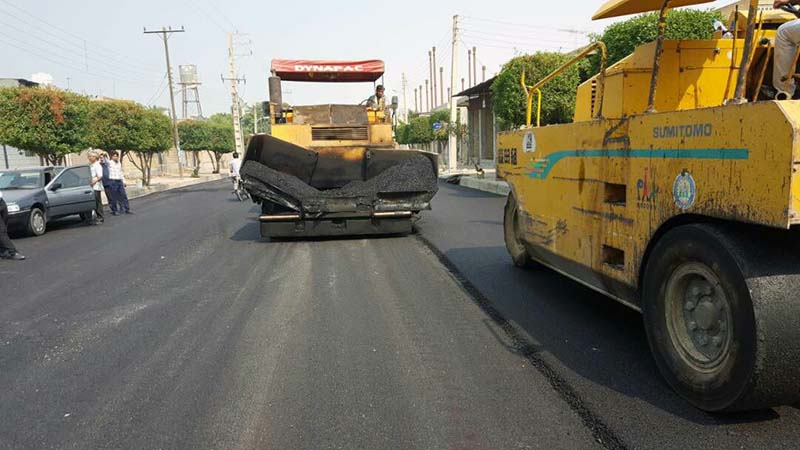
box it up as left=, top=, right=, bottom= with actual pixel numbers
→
left=774, top=0, right=800, bottom=99
left=366, top=85, right=386, bottom=111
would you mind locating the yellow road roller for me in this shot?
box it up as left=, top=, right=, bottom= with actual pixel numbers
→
left=499, top=0, right=800, bottom=411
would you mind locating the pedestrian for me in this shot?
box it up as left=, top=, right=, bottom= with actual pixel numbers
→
left=88, top=150, right=105, bottom=225
left=108, top=151, right=132, bottom=214
left=0, top=190, right=25, bottom=260
left=99, top=152, right=115, bottom=215
left=229, top=152, right=242, bottom=190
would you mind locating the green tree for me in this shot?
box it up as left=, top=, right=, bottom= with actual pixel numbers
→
left=178, top=119, right=234, bottom=174
left=88, top=99, right=147, bottom=161
left=587, top=9, right=722, bottom=76
left=492, top=52, right=580, bottom=130
left=128, top=108, right=171, bottom=186
left=0, top=87, right=91, bottom=165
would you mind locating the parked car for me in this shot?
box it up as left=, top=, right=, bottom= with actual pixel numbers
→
left=0, top=165, right=96, bottom=236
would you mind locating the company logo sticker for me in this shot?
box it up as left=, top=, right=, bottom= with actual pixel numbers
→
left=636, top=167, right=660, bottom=209
left=523, top=131, right=536, bottom=153
left=672, top=170, right=696, bottom=210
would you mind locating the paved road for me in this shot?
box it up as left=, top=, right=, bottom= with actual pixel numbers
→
left=1, top=180, right=799, bottom=450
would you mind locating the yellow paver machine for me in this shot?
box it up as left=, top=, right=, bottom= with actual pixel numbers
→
left=499, top=0, right=800, bottom=411
left=242, top=59, right=438, bottom=238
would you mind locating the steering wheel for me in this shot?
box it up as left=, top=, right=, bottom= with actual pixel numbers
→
left=780, top=3, right=800, bottom=18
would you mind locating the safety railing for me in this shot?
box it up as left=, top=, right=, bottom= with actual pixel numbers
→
left=521, top=41, right=608, bottom=127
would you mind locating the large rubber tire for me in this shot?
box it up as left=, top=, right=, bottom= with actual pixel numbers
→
left=27, top=207, right=46, bottom=236
left=642, top=224, right=800, bottom=412
left=503, top=193, right=535, bottom=268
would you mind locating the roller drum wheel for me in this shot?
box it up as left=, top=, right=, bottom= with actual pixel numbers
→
left=642, top=223, right=800, bottom=412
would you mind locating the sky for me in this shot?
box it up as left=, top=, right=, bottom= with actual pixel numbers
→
left=0, top=0, right=737, bottom=116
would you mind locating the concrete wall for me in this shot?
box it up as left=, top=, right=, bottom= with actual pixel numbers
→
left=2, top=144, right=43, bottom=169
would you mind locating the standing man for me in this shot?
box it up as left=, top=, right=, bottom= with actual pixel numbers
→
left=367, top=85, right=386, bottom=111
left=99, top=152, right=115, bottom=215
left=773, top=0, right=800, bottom=99
left=88, top=150, right=105, bottom=225
left=0, top=190, right=24, bottom=260
left=108, top=151, right=132, bottom=214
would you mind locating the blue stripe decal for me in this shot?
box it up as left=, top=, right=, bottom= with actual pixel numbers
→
left=525, top=148, right=749, bottom=179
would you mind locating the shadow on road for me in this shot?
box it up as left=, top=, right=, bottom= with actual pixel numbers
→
left=439, top=243, right=782, bottom=426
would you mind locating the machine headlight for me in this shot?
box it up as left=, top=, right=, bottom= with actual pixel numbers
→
left=6, top=202, right=20, bottom=213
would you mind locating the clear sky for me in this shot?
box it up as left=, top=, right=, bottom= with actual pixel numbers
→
left=0, top=0, right=734, bottom=115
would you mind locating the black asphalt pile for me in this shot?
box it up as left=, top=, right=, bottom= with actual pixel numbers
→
left=241, top=155, right=438, bottom=214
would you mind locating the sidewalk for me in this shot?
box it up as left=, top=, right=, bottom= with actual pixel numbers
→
left=439, top=163, right=510, bottom=197
left=123, top=173, right=227, bottom=200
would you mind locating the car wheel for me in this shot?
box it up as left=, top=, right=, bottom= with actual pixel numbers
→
left=79, top=211, right=95, bottom=222
left=27, top=207, right=46, bottom=236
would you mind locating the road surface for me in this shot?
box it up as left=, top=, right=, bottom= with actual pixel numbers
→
left=1, top=180, right=798, bottom=450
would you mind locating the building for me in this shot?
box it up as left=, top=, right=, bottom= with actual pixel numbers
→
left=454, top=77, right=496, bottom=167
left=0, top=78, right=42, bottom=169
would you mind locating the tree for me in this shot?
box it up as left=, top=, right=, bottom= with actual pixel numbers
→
left=88, top=99, right=147, bottom=161
left=492, top=52, right=580, bottom=130
left=0, top=87, right=91, bottom=165
left=586, top=9, right=723, bottom=76
left=128, top=108, right=171, bottom=186
left=178, top=119, right=235, bottom=174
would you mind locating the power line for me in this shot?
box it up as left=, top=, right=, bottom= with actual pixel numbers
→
left=0, top=29, right=159, bottom=87
left=0, top=0, right=159, bottom=72
left=462, top=15, right=591, bottom=35
left=0, top=16, right=161, bottom=79
left=206, top=0, right=237, bottom=31
left=462, top=30, right=584, bottom=47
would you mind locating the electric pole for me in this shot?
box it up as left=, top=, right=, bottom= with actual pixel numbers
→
left=439, top=67, right=444, bottom=107
left=222, top=33, right=248, bottom=157
left=414, top=87, right=418, bottom=113
left=467, top=49, right=472, bottom=88
left=472, top=46, right=478, bottom=87
left=144, top=26, right=185, bottom=177
left=448, top=15, right=460, bottom=172
left=482, top=65, right=486, bottom=82
left=428, top=50, right=434, bottom=110
left=401, top=72, right=408, bottom=122
left=253, top=102, right=258, bottom=134
left=432, top=46, right=438, bottom=107
left=425, top=79, right=429, bottom=112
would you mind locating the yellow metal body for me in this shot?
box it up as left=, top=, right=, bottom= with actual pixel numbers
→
left=499, top=22, right=800, bottom=308
left=271, top=122, right=394, bottom=149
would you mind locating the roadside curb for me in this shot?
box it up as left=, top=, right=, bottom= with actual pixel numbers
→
left=126, top=174, right=227, bottom=200
left=442, top=174, right=509, bottom=196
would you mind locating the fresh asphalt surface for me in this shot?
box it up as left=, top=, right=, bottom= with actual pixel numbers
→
left=1, top=180, right=798, bottom=450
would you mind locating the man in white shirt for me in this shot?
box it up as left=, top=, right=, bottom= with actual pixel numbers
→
left=88, top=150, right=105, bottom=225
left=0, top=190, right=24, bottom=260
left=229, top=152, right=243, bottom=189
left=108, top=151, right=132, bottom=215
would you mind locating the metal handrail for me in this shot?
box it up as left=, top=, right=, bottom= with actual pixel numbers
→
left=521, top=41, right=608, bottom=127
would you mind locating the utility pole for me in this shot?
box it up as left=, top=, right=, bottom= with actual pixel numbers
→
left=144, top=26, right=185, bottom=177
left=253, top=102, right=258, bottom=134
left=461, top=78, right=465, bottom=92
left=428, top=50, right=434, bottom=110
left=439, top=67, right=444, bottom=107
left=222, top=33, right=247, bottom=157
left=425, top=79, right=430, bottom=112
left=448, top=14, right=460, bottom=172
left=419, top=84, right=423, bottom=111
left=467, top=49, right=472, bottom=88
left=472, top=46, right=477, bottom=87
left=401, top=72, right=408, bottom=121
left=414, top=87, right=418, bottom=112
left=482, top=65, right=486, bottom=82
left=432, top=46, right=438, bottom=107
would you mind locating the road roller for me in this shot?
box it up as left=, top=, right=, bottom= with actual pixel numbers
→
left=499, top=0, right=800, bottom=411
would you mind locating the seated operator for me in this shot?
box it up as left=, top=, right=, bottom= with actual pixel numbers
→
left=773, top=0, right=800, bottom=99
left=366, top=85, right=386, bottom=111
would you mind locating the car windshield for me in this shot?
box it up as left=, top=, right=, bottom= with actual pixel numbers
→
left=0, top=170, right=43, bottom=189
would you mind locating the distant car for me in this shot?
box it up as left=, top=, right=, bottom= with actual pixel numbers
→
left=0, top=165, right=96, bottom=236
